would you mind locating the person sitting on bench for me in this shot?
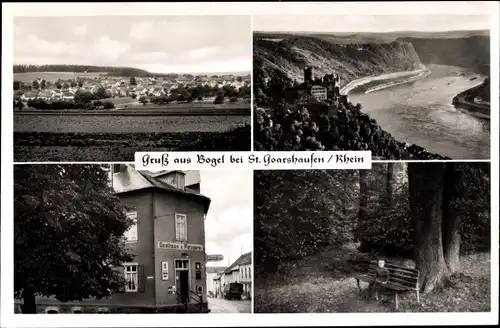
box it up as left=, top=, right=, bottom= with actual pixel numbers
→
left=370, top=259, right=390, bottom=300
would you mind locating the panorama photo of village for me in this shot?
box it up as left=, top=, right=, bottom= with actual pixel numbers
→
left=13, top=15, right=252, bottom=162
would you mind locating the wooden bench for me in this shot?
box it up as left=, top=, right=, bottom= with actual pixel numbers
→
left=353, top=259, right=420, bottom=309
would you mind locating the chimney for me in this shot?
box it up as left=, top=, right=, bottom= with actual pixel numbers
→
left=163, top=171, right=186, bottom=190
left=112, top=164, right=127, bottom=174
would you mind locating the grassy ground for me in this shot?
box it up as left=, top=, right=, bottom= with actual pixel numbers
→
left=254, top=245, right=491, bottom=313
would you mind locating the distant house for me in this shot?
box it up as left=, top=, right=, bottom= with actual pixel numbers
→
left=21, top=91, right=38, bottom=102
left=206, top=266, right=227, bottom=297
left=62, top=91, right=75, bottom=101
left=52, top=90, right=63, bottom=100
left=38, top=90, right=54, bottom=101
left=222, top=252, right=252, bottom=299
left=152, top=87, right=164, bottom=97
left=310, top=85, right=327, bottom=101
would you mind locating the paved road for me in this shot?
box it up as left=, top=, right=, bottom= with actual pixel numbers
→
left=207, top=297, right=251, bottom=313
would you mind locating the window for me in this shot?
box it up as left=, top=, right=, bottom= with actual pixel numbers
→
left=71, top=307, right=83, bottom=314
left=124, top=212, right=138, bottom=242
left=124, top=263, right=138, bottom=292
left=175, top=213, right=187, bottom=241
left=45, top=307, right=59, bottom=314
left=249, top=267, right=251, bottom=279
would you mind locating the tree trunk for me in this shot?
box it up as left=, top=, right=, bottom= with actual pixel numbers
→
left=408, top=162, right=450, bottom=293
left=386, top=163, right=394, bottom=206
left=358, top=170, right=368, bottom=221
left=442, top=163, right=463, bottom=273
left=21, top=288, right=37, bottom=314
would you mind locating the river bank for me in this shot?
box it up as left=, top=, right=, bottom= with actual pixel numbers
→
left=340, top=67, right=429, bottom=95
left=348, top=65, right=489, bottom=160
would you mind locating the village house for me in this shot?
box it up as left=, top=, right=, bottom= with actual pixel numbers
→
left=220, top=252, right=252, bottom=300
left=20, top=91, right=38, bottom=102
left=62, top=91, right=75, bottom=101
left=206, top=266, right=227, bottom=297
left=16, top=166, right=211, bottom=314
left=37, top=90, right=54, bottom=101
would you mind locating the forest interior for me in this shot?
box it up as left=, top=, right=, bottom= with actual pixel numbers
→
left=254, top=162, right=491, bottom=313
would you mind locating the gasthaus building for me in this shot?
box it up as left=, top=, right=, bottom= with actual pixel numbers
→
left=16, top=166, right=211, bottom=313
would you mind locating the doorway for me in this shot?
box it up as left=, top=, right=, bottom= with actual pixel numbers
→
left=175, top=259, right=190, bottom=304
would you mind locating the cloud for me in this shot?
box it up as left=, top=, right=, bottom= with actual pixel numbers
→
left=15, top=34, right=131, bottom=65
left=72, top=24, right=87, bottom=36
left=188, top=47, right=219, bottom=60
left=130, top=51, right=170, bottom=63
left=13, top=16, right=251, bottom=73
left=128, top=21, right=155, bottom=40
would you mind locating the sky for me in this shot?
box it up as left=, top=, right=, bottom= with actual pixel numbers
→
left=253, top=15, right=490, bottom=33
left=13, top=16, right=251, bottom=74
left=200, top=170, right=253, bottom=268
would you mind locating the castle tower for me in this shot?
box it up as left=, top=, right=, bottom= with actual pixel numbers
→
left=304, top=66, right=314, bottom=84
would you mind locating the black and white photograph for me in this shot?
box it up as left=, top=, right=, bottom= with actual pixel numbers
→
left=253, top=163, right=491, bottom=313
left=253, top=14, right=491, bottom=160
left=13, top=165, right=252, bottom=313
left=13, top=15, right=252, bottom=162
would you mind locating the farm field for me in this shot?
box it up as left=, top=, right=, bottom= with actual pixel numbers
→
left=14, top=115, right=250, bottom=133
left=14, top=71, right=106, bottom=82
left=14, top=126, right=251, bottom=161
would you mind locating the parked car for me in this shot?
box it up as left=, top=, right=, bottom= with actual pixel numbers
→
left=223, top=282, right=243, bottom=301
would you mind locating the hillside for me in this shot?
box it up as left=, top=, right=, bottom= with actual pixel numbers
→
left=253, top=35, right=422, bottom=84
left=14, top=65, right=152, bottom=77
left=396, top=35, right=490, bottom=74
left=254, top=29, right=489, bottom=44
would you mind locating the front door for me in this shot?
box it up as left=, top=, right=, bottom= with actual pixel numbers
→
left=175, top=260, right=189, bottom=303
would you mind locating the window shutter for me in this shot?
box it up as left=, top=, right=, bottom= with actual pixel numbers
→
left=117, top=266, right=126, bottom=293
left=138, top=264, right=145, bottom=293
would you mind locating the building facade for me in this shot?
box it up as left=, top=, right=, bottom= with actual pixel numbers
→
left=16, top=166, right=211, bottom=313
left=206, top=266, right=227, bottom=297
left=221, top=252, right=252, bottom=300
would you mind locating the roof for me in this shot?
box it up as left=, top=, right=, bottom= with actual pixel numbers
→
left=224, top=252, right=252, bottom=274
left=206, top=266, right=228, bottom=274
left=113, top=165, right=211, bottom=214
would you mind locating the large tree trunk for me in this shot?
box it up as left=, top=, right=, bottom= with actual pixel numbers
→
left=408, top=162, right=450, bottom=293
left=442, top=163, right=463, bottom=273
left=386, top=163, right=394, bottom=206
left=358, top=170, right=368, bottom=221
left=21, top=288, right=37, bottom=314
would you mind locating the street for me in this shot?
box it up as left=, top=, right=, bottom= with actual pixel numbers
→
left=207, top=297, right=252, bottom=313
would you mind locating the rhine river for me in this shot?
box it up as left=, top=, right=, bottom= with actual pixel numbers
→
left=349, top=65, right=490, bottom=160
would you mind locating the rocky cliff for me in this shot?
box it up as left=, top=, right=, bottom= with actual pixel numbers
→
left=397, top=35, right=490, bottom=75
left=254, top=34, right=423, bottom=84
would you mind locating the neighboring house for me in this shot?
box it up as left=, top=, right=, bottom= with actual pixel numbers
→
left=62, top=91, right=75, bottom=101
left=222, top=252, right=252, bottom=299
left=18, top=165, right=211, bottom=314
left=206, top=266, right=227, bottom=297
left=52, top=89, right=63, bottom=100
left=37, top=90, right=54, bottom=101
left=21, top=91, right=39, bottom=102
left=310, top=85, right=327, bottom=101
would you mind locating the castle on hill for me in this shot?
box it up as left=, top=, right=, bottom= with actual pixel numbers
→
left=299, top=66, right=348, bottom=104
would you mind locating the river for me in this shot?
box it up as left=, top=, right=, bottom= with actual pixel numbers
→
left=348, top=65, right=490, bottom=160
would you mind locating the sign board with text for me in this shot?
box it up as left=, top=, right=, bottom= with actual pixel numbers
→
left=206, top=254, right=224, bottom=262
left=158, top=241, right=204, bottom=252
